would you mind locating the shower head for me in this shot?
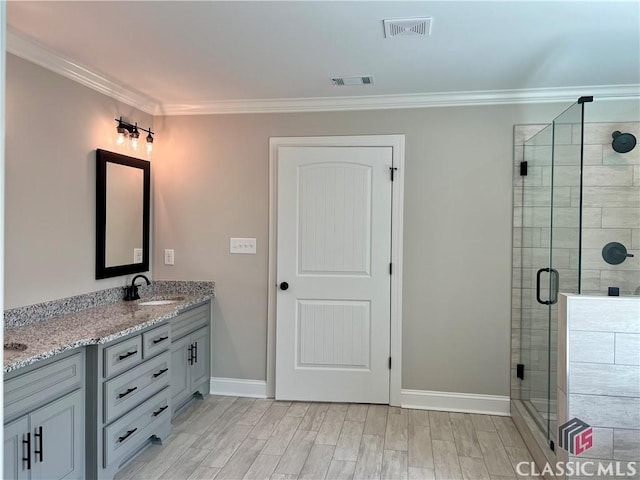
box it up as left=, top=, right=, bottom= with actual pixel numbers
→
left=612, top=131, right=637, bottom=154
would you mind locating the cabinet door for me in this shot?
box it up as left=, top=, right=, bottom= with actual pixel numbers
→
left=4, top=416, right=30, bottom=480
left=170, top=335, right=191, bottom=410
left=189, top=327, right=210, bottom=391
left=30, top=390, right=84, bottom=480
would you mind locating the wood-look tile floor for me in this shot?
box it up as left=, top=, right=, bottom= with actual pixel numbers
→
left=114, top=396, right=541, bottom=480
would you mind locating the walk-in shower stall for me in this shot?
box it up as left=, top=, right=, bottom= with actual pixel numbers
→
left=511, top=97, right=640, bottom=464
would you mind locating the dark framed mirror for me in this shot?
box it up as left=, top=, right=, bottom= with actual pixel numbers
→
left=96, top=149, right=150, bottom=279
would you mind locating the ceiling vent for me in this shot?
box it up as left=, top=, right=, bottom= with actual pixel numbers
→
left=331, top=76, right=374, bottom=86
left=383, top=17, right=432, bottom=38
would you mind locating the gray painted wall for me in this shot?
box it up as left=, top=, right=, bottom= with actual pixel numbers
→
left=8, top=51, right=606, bottom=397
left=5, top=54, right=153, bottom=308
left=152, top=103, right=571, bottom=395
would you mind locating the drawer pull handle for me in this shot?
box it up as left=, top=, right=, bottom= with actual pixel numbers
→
left=194, top=341, right=198, bottom=364
left=118, top=428, right=138, bottom=443
left=34, top=426, right=43, bottom=462
left=188, top=344, right=194, bottom=365
left=153, top=336, right=169, bottom=345
left=152, top=405, right=169, bottom=417
left=118, top=386, right=138, bottom=399
left=118, top=350, right=138, bottom=361
left=22, top=432, right=31, bottom=470
left=152, top=368, right=169, bottom=378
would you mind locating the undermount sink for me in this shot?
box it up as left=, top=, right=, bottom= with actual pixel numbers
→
left=138, top=296, right=184, bottom=306
left=138, top=300, right=178, bottom=306
left=4, top=342, right=27, bottom=351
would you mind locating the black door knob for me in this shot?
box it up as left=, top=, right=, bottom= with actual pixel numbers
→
left=280, top=282, right=289, bottom=291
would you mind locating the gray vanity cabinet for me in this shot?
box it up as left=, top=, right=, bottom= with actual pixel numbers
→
left=86, top=323, right=173, bottom=480
left=4, top=416, right=29, bottom=480
left=3, top=350, right=85, bottom=480
left=29, top=390, right=84, bottom=480
left=170, top=335, right=191, bottom=409
left=170, top=303, right=211, bottom=416
left=189, top=327, right=210, bottom=389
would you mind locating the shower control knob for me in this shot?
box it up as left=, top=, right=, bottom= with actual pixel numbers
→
left=602, top=242, right=633, bottom=265
left=280, top=282, right=289, bottom=291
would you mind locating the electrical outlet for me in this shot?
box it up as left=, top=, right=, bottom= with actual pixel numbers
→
left=164, top=249, right=175, bottom=265
left=133, top=248, right=143, bottom=264
left=230, top=238, right=257, bottom=254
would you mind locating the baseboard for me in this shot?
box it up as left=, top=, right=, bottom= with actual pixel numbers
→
left=210, top=377, right=268, bottom=398
left=208, top=381, right=509, bottom=413
left=400, top=389, right=511, bottom=416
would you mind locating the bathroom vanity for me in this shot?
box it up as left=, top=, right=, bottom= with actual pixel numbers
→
left=4, top=349, right=85, bottom=479
left=3, top=283, right=213, bottom=480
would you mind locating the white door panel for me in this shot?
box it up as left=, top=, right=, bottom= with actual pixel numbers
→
left=276, top=146, right=392, bottom=403
left=297, top=300, right=370, bottom=369
left=298, top=163, right=371, bottom=276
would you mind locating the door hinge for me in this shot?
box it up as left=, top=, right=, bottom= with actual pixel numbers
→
left=390, top=167, right=398, bottom=181
left=389, top=263, right=392, bottom=275
left=388, top=357, right=392, bottom=369
left=516, top=363, right=525, bottom=380
left=520, top=161, right=528, bottom=176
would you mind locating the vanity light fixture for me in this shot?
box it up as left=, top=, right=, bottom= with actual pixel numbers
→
left=114, top=117, right=154, bottom=155
left=145, top=131, right=154, bottom=155
left=130, top=124, right=140, bottom=151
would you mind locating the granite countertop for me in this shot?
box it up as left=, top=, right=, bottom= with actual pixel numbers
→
left=4, top=294, right=212, bottom=373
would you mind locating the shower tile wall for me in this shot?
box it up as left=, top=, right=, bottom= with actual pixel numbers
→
left=577, top=122, right=640, bottom=296
left=558, top=294, right=640, bottom=475
left=511, top=122, right=640, bottom=413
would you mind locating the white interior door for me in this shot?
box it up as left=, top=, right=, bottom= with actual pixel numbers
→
left=275, top=145, right=392, bottom=403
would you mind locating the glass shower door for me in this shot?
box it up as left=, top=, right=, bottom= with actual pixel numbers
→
left=520, top=123, right=555, bottom=438
left=520, top=100, right=584, bottom=446
left=547, top=101, right=584, bottom=445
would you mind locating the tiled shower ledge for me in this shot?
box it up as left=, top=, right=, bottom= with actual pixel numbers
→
left=3, top=280, right=215, bottom=373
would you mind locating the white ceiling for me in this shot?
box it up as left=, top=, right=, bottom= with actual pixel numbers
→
left=6, top=1, right=640, bottom=114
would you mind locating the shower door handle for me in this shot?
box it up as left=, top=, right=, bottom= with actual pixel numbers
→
left=536, top=268, right=559, bottom=305
left=536, top=268, right=551, bottom=305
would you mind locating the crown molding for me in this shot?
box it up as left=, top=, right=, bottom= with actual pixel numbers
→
left=6, top=28, right=638, bottom=116
left=161, top=84, right=640, bottom=115
left=6, top=29, right=161, bottom=115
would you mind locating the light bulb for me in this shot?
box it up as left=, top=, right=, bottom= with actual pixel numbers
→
left=146, top=130, right=153, bottom=156
left=130, top=124, right=140, bottom=151
left=116, top=118, right=128, bottom=146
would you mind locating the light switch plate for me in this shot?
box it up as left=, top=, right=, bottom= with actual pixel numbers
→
left=230, top=237, right=257, bottom=254
left=133, top=248, right=143, bottom=264
left=164, top=249, right=175, bottom=265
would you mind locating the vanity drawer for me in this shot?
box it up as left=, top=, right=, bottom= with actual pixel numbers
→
left=171, top=303, right=209, bottom=341
left=103, top=351, right=170, bottom=424
left=142, top=324, right=171, bottom=359
left=103, top=335, right=142, bottom=378
left=103, top=387, right=171, bottom=468
left=4, top=351, right=83, bottom=421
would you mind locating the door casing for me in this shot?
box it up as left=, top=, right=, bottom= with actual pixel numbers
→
left=267, top=135, right=405, bottom=406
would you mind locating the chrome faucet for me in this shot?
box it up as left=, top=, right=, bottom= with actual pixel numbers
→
left=123, top=275, right=151, bottom=301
